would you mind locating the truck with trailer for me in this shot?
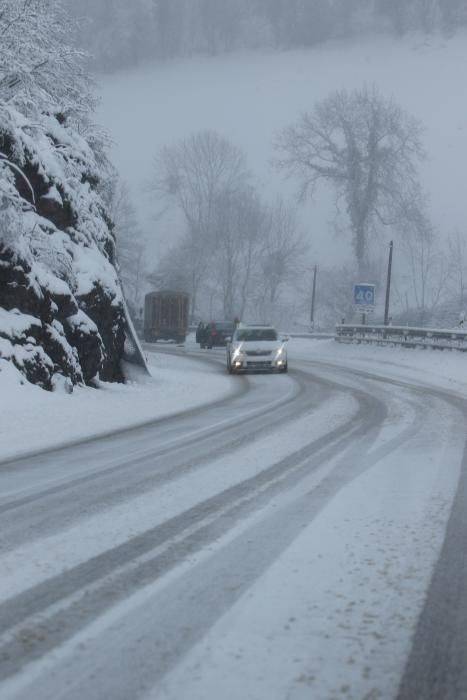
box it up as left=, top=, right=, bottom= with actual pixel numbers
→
left=143, top=290, right=189, bottom=343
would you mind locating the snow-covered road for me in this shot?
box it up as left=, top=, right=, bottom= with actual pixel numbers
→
left=1, top=341, right=466, bottom=699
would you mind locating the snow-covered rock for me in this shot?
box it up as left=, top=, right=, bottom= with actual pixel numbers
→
left=0, top=106, right=125, bottom=390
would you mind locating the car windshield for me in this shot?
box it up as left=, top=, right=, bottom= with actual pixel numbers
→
left=235, top=328, right=278, bottom=342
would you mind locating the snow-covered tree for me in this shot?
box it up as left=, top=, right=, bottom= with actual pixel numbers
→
left=0, top=0, right=94, bottom=118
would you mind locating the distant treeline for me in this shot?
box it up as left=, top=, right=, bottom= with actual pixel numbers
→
left=65, top=0, right=467, bottom=70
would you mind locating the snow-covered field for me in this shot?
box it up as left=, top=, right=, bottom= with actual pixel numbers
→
left=98, top=32, right=467, bottom=264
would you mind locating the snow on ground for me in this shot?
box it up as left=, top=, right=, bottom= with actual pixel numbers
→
left=0, top=346, right=235, bottom=463
left=130, top=338, right=467, bottom=700
left=2, top=335, right=467, bottom=464
left=1, top=337, right=466, bottom=699
left=288, top=337, right=467, bottom=397
left=155, top=409, right=460, bottom=700
left=2, top=339, right=461, bottom=700
left=0, top=380, right=357, bottom=604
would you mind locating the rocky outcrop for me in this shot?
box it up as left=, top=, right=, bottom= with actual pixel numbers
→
left=0, top=107, right=125, bottom=390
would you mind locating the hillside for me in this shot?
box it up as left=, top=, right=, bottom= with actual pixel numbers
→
left=98, top=32, right=467, bottom=270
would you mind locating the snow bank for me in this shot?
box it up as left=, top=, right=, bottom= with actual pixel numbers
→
left=288, top=337, right=467, bottom=396
left=0, top=350, right=235, bottom=463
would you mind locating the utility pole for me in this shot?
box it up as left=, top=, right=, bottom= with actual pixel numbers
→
left=384, top=240, right=394, bottom=326
left=310, top=265, right=317, bottom=329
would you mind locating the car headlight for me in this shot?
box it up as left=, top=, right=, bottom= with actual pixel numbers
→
left=232, top=346, right=244, bottom=360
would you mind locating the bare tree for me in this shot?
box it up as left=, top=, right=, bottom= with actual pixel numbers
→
left=110, top=181, right=147, bottom=311
left=400, top=216, right=449, bottom=324
left=149, top=131, right=310, bottom=324
left=275, top=86, right=425, bottom=276
left=146, top=226, right=208, bottom=323
left=148, top=241, right=192, bottom=294
left=149, top=130, right=250, bottom=319
left=447, top=230, right=467, bottom=310
left=254, top=200, right=307, bottom=324
left=152, top=130, right=249, bottom=242
left=313, top=263, right=359, bottom=326
left=235, top=190, right=267, bottom=318
left=210, top=185, right=266, bottom=319
left=150, top=185, right=265, bottom=322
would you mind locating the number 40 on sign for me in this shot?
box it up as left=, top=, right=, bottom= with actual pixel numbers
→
left=353, top=283, right=375, bottom=308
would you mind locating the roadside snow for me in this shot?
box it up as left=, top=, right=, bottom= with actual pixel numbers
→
left=2, top=336, right=465, bottom=464
left=0, top=348, right=235, bottom=463
left=288, top=337, right=467, bottom=398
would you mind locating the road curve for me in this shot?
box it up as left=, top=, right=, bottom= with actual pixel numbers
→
left=0, top=346, right=466, bottom=700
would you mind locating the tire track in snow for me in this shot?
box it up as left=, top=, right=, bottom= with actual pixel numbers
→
left=0, top=352, right=446, bottom=696
left=397, top=402, right=467, bottom=700
left=0, top=380, right=383, bottom=681
left=0, top=368, right=325, bottom=548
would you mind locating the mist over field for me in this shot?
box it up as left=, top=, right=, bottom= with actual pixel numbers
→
left=98, top=33, right=467, bottom=262
left=4, top=0, right=467, bottom=358
left=97, top=27, right=467, bottom=326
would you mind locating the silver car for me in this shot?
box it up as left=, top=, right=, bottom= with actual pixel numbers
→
left=226, top=326, right=288, bottom=374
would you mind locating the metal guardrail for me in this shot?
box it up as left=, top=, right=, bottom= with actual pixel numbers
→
left=287, top=332, right=336, bottom=340
left=335, top=324, right=467, bottom=351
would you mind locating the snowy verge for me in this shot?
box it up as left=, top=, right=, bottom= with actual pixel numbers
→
left=3, top=337, right=465, bottom=464
left=288, top=337, right=467, bottom=398
left=0, top=352, right=235, bottom=463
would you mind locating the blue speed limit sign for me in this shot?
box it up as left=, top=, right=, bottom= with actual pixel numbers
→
left=353, top=284, right=375, bottom=306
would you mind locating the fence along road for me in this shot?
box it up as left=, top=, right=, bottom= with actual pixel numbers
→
left=336, top=322, right=467, bottom=351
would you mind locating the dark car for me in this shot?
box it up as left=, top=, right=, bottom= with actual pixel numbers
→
left=198, top=321, right=235, bottom=348
left=196, top=322, right=207, bottom=347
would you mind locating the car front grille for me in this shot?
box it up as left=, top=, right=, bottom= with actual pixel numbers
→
left=245, top=350, right=272, bottom=356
